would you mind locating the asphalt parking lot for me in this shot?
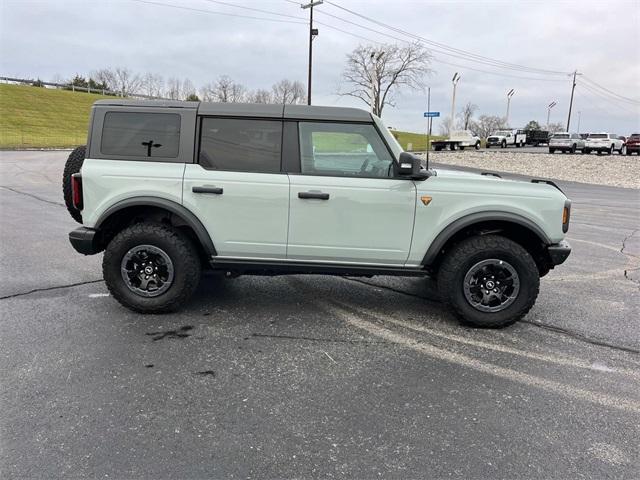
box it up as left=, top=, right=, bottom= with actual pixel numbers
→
left=1, top=150, right=639, bottom=478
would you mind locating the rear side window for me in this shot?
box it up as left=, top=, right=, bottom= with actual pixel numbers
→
left=101, top=112, right=181, bottom=158
left=199, top=118, right=282, bottom=173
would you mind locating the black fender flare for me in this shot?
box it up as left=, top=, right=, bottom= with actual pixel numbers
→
left=95, top=196, right=217, bottom=256
left=422, top=211, right=551, bottom=266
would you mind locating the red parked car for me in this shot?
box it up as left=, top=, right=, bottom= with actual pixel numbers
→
left=626, top=134, right=640, bottom=155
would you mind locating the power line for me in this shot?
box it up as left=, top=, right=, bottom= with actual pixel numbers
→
left=200, top=0, right=307, bottom=21
left=313, top=7, right=568, bottom=76
left=322, top=0, right=570, bottom=76
left=581, top=75, right=640, bottom=105
left=131, top=0, right=307, bottom=24
left=577, top=82, right=639, bottom=115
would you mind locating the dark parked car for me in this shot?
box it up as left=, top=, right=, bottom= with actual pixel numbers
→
left=626, top=134, right=640, bottom=155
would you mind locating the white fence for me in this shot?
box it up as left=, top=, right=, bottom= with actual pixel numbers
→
left=0, top=76, right=166, bottom=100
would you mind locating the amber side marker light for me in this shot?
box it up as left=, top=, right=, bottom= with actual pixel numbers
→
left=421, top=195, right=433, bottom=206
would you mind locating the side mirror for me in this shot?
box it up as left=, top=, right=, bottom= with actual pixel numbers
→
left=396, top=152, right=429, bottom=180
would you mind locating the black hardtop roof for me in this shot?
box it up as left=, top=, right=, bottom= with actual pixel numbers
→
left=92, top=99, right=372, bottom=122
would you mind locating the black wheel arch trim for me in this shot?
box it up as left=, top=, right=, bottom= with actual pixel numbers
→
left=95, top=196, right=217, bottom=256
left=422, top=211, right=552, bottom=266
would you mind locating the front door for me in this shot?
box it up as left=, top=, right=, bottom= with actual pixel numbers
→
left=287, top=121, right=416, bottom=265
left=183, top=117, right=289, bottom=259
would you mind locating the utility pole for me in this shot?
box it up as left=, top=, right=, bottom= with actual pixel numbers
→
left=449, top=72, right=460, bottom=136
left=301, top=1, right=322, bottom=105
left=505, top=89, right=515, bottom=126
left=547, top=101, right=557, bottom=130
left=566, top=70, right=581, bottom=131
left=369, top=50, right=384, bottom=115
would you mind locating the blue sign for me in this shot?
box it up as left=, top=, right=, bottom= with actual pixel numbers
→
left=424, top=111, right=440, bottom=118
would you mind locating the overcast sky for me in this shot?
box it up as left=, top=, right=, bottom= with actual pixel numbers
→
left=1, top=0, right=639, bottom=134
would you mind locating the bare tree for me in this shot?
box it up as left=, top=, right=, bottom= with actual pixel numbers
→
left=92, top=68, right=117, bottom=91
left=166, top=77, right=183, bottom=100
left=142, top=72, right=164, bottom=98
left=547, top=122, right=565, bottom=133
left=272, top=79, right=306, bottom=104
left=458, top=102, right=478, bottom=130
left=182, top=78, right=196, bottom=100
left=112, top=67, right=141, bottom=97
left=50, top=73, right=66, bottom=85
left=209, top=75, right=246, bottom=103
left=439, top=116, right=452, bottom=137
left=339, top=42, right=431, bottom=116
left=200, top=82, right=216, bottom=102
left=250, top=89, right=273, bottom=104
left=469, top=115, right=508, bottom=139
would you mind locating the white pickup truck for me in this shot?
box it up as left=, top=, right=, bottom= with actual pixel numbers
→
left=432, top=130, right=481, bottom=151
left=486, top=130, right=527, bottom=149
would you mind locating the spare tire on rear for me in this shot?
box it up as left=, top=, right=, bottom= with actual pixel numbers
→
left=62, top=145, right=86, bottom=224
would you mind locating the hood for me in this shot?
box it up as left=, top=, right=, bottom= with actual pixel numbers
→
left=429, top=168, right=566, bottom=198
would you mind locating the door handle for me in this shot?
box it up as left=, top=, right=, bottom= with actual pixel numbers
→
left=298, top=191, right=329, bottom=200
left=193, top=186, right=223, bottom=195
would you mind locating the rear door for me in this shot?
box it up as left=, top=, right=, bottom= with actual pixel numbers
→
left=286, top=121, right=416, bottom=265
left=182, top=117, right=290, bottom=259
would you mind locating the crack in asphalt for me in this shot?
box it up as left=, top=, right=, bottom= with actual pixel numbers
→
left=520, top=320, right=640, bottom=355
left=339, top=275, right=640, bottom=355
left=0, top=279, right=104, bottom=300
left=621, top=229, right=640, bottom=286
left=250, top=332, right=390, bottom=345
left=0, top=185, right=65, bottom=207
left=341, top=276, right=440, bottom=304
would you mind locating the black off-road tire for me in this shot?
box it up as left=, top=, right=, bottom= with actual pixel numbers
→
left=103, top=223, right=201, bottom=313
left=475, top=142, right=480, bottom=150
left=501, top=140, right=507, bottom=148
left=437, top=235, right=540, bottom=328
left=62, top=145, right=86, bottom=223
left=549, top=148, right=555, bottom=154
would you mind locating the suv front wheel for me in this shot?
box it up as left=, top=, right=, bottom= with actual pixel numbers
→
left=437, top=235, right=540, bottom=327
left=103, top=223, right=201, bottom=313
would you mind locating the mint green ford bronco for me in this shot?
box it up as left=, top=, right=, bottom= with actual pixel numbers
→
left=64, top=100, right=571, bottom=327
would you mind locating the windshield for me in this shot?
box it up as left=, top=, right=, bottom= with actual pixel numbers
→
left=494, top=131, right=511, bottom=136
left=588, top=134, right=608, bottom=139
left=552, top=134, right=569, bottom=139
left=629, top=134, right=640, bottom=140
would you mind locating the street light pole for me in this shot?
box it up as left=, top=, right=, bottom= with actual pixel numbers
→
left=426, top=86, right=431, bottom=169
left=301, top=1, right=323, bottom=105
left=547, top=101, right=557, bottom=130
left=505, top=89, right=515, bottom=126
left=449, top=72, right=460, bottom=136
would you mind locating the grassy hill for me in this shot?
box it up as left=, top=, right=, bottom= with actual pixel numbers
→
left=392, top=130, right=444, bottom=151
left=0, top=83, right=112, bottom=148
left=0, top=83, right=440, bottom=150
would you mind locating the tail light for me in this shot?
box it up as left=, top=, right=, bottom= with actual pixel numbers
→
left=562, top=200, right=571, bottom=233
left=71, top=173, right=83, bottom=210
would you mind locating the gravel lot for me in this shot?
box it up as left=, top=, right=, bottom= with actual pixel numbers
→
left=419, top=150, right=640, bottom=189
left=1, top=151, right=639, bottom=478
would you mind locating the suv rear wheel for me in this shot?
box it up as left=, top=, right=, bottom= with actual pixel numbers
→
left=103, top=223, right=201, bottom=313
left=437, top=235, right=540, bottom=327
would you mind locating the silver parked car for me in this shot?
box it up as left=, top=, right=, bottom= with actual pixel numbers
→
left=548, top=133, right=585, bottom=154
